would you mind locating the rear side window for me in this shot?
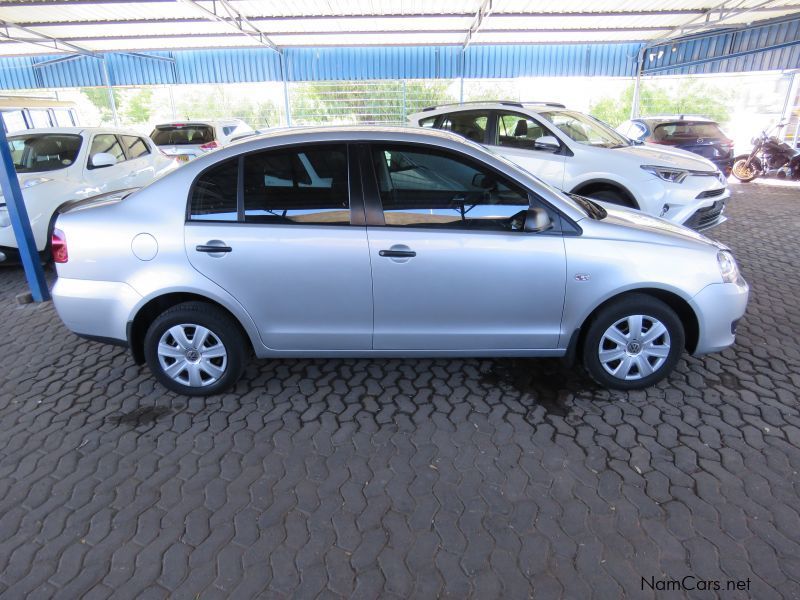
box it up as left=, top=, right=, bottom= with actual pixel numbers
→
left=53, top=108, right=75, bottom=127
left=189, top=158, right=238, bottom=221
left=436, top=111, right=489, bottom=143
left=122, top=135, right=151, bottom=158
left=242, top=144, right=349, bottom=225
left=151, top=125, right=214, bottom=146
left=89, top=134, right=126, bottom=168
left=370, top=144, right=529, bottom=230
left=27, top=109, right=52, bottom=128
left=653, top=122, right=725, bottom=142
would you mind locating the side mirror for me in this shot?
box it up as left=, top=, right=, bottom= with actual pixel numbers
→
left=533, top=135, right=560, bottom=151
left=91, top=152, right=117, bottom=168
left=524, top=207, right=553, bottom=233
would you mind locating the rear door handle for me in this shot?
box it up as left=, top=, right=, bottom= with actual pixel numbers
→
left=196, top=244, right=232, bottom=253
left=379, top=249, right=416, bottom=258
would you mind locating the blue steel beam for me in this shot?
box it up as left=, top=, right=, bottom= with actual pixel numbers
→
left=0, top=126, right=50, bottom=302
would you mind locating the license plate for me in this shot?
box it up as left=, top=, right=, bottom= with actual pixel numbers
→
left=176, top=155, right=190, bottom=163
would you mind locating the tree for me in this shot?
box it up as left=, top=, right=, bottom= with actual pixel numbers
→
left=122, top=88, right=153, bottom=124
left=81, top=87, right=123, bottom=124
left=590, top=80, right=733, bottom=127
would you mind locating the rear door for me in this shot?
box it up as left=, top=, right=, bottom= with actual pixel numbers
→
left=184, top=143, right=374, bottom=351
left=488, top=111, right=567, bottom=189
left=362, top=142, right=567, bottom=351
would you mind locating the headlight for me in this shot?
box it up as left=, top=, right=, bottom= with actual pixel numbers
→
left=22, top=177, right=52, bottom=189
left=640, top=165, right=689, bottom=183
left=717, top=250, right=741, bottom=283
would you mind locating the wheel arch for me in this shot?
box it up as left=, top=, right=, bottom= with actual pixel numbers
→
left=127, top=291, right=255, bottom=364
left=570, top=287, right=700, bottom=362
left=569, top=178, right=640, bottom=209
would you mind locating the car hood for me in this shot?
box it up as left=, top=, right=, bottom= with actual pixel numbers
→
left=611, top=143, right=718, bottom=171
left=587, top=203, right=726, bottom=250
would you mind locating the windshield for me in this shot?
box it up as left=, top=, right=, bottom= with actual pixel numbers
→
left=7, top=133, right=82, bottom=173
left=151, top=125, right=214, bottom=146
left=540, top=110, right=630, bottom=149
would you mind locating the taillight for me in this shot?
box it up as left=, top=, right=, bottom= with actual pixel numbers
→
left=51, top=228, right=68, bottom=263
left=200, top=141, right=220, bottom=150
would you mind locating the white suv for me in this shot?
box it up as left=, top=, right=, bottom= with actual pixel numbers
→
left=408, top=102, right=729, bottom=230
left=150, top=119, right=253, bottom=163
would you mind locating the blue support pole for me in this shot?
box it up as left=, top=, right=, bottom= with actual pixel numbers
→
left=0, top=126, right=50, bottom=302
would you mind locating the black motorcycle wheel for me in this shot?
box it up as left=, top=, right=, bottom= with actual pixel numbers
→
left=732, top=158, right=757, bottom=183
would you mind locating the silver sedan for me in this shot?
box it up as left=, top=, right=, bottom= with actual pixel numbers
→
left=50, top=126, right=749, bottom=396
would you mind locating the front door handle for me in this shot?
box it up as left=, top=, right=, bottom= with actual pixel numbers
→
left=196, top=244, right=232, bottom=253
left=379, top=249, right=416, bottom=258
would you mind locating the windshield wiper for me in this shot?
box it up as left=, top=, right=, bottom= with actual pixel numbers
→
left=568, top=193, right=607, bottom=220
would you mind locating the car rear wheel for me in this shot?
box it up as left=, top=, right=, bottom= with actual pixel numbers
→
left=582, top=295, right=684, bottom=390
left=144, top=302, right=247, bottom=396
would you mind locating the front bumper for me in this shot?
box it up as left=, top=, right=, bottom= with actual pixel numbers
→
left=690, top=279, right=749, bottom=355
left=683, top=199, right=727, bottom=231
left=52, top=277, right=142, bottom=343
left=636, top=172, right=730, bottom=229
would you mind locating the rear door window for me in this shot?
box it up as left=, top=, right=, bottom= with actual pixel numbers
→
left=189, top=158, right=239, bottom=221
left=435, top=111, right=490, bottom=143
left=122, top=135, right=151, bottom=158
left=151, top=125, right=215, bottom=146
left=243, top=144, right=350, bottom=225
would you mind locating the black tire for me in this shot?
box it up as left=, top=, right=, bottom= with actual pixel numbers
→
left=584, top=189, right=636, bottom=208
left=582, top=294, right=685, bottom=390
left=143, top=301, right=247, bottom=396
left=731, top=158, right=757, bottom=183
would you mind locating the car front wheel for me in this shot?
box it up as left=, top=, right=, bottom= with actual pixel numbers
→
left=582, top=294, right=684, bottom=390
left=144, top=301, right=247, bottom=396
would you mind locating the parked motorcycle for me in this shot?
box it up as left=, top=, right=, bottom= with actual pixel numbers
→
left=732, top=122, right=800, bottom=182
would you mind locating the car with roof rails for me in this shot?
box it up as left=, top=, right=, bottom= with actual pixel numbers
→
left=409, top=101, right=730, bottom=231
left=0, top=126, right=177, bottom=264
left=51, top=126, right=747, bottom=396
left=617, top=115, right=734, bottom=176
left=150, top=119, right=253, bottom=163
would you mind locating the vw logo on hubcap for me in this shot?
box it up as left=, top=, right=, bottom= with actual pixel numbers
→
left=627, top=341, right=642, bottom=354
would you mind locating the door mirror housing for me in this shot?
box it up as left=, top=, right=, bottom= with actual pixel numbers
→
left=524, top=207, right=553, bottom=233
left=91, top=152, right=118, bottom=168
left=534, top=135, right=560, bottom=151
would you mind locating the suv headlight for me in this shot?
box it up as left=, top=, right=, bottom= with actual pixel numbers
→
left=717, top=250, right=741, bottom=283
left=640, top=165, right=689, bottom=183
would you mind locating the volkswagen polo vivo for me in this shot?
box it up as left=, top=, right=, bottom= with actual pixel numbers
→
left=50, top=127, right=748, bottom=396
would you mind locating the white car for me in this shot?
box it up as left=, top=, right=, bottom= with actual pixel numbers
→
left=0, top=127, right=177, bottom=263
left=408, top=102, right=730, bottom=230
left=150, top=120, right=253, bottom=163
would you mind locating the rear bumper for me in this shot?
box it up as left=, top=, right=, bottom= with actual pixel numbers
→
left=52, top=277, right=141, bottom=343
left=690, top=279, right=749, bottom=355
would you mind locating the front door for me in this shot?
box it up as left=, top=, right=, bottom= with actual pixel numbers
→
left=364, top=143, right=567, bottom=351
left=185, top=144, right=373, bottom=351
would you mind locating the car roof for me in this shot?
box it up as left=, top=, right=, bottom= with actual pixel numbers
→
left=636, top=115, right=717, bottom=124
left=226, top=124, right=469, bottom=147
left=7, top=126, right=147, bottom=136
left=408, top=101, right=569, bottom=120
left=153, top=120, right=245, bottom=127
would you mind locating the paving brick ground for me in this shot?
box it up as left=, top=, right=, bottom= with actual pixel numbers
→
left=0, top=182, right=799, bottom=599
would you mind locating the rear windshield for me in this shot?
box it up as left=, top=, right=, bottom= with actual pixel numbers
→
left=652, top=122, right=725, bottom=142
left=151, top=125, right=214, bottom=146
left=7, top=133, right=82, bottom=173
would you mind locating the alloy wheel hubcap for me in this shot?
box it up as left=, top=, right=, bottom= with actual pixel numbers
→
left=157, top=323, right=227, bottom=387
left=598, top=314, right=671, bottom=381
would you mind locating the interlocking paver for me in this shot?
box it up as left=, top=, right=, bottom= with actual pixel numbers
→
left=0, top=182, right=799, bottom=597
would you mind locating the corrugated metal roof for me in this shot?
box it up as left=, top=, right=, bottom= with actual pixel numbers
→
left=0, top=0, right=798, bottom=54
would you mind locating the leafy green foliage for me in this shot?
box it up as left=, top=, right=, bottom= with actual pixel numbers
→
left=590, top=80, right=733, bottom=127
